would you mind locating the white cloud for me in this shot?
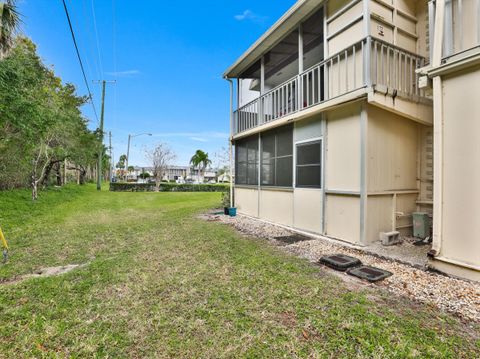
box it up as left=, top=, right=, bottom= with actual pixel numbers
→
left=234, top=9, right=266, bottom=22
left=189, top=137, right=208, bottom=142
left=105, top=69, right=141, bottom=77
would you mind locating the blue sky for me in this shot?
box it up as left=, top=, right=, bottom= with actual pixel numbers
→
left=17, top=0, right=296, bottom=167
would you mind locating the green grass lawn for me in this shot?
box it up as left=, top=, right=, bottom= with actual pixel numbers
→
left=0, top=185, right=478, bottom=358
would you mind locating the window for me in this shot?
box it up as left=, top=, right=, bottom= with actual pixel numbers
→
left=235, top=136, right=258, bottom=185
left=261, top=125, right=293, bottom=187
left=296, top=140, right=322, bottom=188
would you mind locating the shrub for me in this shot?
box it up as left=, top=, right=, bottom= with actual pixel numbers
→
left=109, top=182, right=229, bottom=192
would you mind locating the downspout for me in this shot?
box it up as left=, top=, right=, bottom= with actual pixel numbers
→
left=430, top=0, right=446, bottom=258
left=225, top=77, right=234, bottom=208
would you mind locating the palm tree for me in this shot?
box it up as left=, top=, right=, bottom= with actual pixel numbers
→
left=0, top=0, right=20, bottom=59
left=190, top=150, right=212, bottom=183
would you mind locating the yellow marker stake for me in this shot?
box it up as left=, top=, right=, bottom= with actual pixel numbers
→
left=0, top=226, right=8, bottom=263
left=0, top=227, right=7, bottom=250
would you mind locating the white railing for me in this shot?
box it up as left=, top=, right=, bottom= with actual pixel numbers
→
left=234, top=36, right=427, bottom=134
left=442, top=0, right=480, bottom=59
left=235, top=98, right=259, bottom=134
left=261, top=76, right=298, bottom=124
left=370, top=37, right=426, bottom=98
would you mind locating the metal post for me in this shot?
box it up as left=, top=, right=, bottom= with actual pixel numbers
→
left=226, top=78, right=235, bottom=208
left=260, top=56, right=265, bottom=124
left=126, top=134, right=131, bottom=178
left=298, top=23, right=304, bottom=73
left=109, top=131, right=113, bottom=182
left=96, top=80, right=106, bottom=191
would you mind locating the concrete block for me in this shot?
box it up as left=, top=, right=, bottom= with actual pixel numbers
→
left=380, top=231, right=402, bottom=246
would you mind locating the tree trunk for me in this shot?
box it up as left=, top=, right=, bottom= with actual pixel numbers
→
left=79, top=168, right=86, bottom=185
left=31, top=172, right=38, bottom=201
left=54, top=162, right=62, bottom=186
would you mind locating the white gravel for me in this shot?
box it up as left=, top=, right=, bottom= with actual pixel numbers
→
left=203, top=212, right=480, bottom=323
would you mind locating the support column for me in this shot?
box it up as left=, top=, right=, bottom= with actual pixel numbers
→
left=260, top=56, right=265, bottom=125
left=298, top=24, right=304, bottom=110
left=298, top=23, right=304, bottom=73
left=359, top=102, right=368, bottom=244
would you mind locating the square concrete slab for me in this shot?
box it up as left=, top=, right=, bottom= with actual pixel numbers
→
left=347, top=266, right=393, bottom=282
left=319, top=254, right=362, bottom=271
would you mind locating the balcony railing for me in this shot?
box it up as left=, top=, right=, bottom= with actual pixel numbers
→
left=234, top=36, right=427, bottom=135
left=441, top=0, right=480, bottom=60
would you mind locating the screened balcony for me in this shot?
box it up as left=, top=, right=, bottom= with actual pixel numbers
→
left=234, top=36, right=427, bottom=135
left=437, top=0, right=480, bottom=61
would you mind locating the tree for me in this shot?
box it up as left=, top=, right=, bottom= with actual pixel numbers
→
left=0, top=0, right=20, bottom=59
left=138, top=172, right=150, bottom=180
left=0, top=37, right=101, bottom=197
left=115, top=154, right=127, bottom=180
left=147, top=143, right=175, bottom=191
left=127, top=165, right=134, bottom=173
left=190, top=150, right=211, bottom=183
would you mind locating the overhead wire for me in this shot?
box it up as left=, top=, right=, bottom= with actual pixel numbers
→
left=90, top=0, right=104, bottom=78
left=111, top=0, right=118, bottom=167
left=61, top=0, right=99, bottom=124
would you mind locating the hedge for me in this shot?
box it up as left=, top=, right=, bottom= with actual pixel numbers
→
left=109, top=182, right=229, bottom=192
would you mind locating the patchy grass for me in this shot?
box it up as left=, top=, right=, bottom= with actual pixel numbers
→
left=0, top=185, right=478, bottom=358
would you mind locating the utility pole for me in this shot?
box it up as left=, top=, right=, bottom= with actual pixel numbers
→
left=126, top=133, right=153, bottom=179
left=109, top=131, right=113, bottom=182
left=126, top=134, right=131, bottom=173
left=93, top=80, right=115, bottom=191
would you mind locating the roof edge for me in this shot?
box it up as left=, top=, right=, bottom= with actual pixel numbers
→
left=223, top=0, right=323, bottom=79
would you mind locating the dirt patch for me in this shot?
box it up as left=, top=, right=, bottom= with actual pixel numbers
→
left=1, top=263, right=86, bottom=285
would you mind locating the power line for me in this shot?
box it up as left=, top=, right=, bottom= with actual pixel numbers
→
left=61, top=0, right=99, bottom=123
left=90, top=0, right=104, bottom=77
left=112, top=0, right=117, bottom=129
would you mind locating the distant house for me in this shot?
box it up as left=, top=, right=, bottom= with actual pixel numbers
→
left=188, top=168, right=217, bottom=183
left=131, top=165, right=219, bottom=183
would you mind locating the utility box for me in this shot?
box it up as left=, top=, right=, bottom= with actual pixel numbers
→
left=412, top=212, right=432, bottom=239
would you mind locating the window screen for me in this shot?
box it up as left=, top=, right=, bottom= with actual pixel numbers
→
left=296, top=140, right=321, bottom=188
left=235, top=136, right=258, bottom=185
left=260, top=125, right=293, bottom=187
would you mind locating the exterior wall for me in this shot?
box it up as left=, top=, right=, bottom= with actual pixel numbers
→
left=259, top=189, right=294, bottom=227
left=365, top=104, right=424, bottom=242
left=294, top=189, right=323, bottom=233
left=325, top=194, right=361, bottom=243
left=417, top=125, right=434, bottom=214
left=327, top=0, right=365, bottom=55
left=325, top=103, right=362, bottom=243
left=447, top=0, right=480, bottom=57
left=326, top=103, right=361, bottom=191
left=235, top=187, right=259, bottom=217
left=367, top=105, right=418, bottom=192
left=433, top=66, right=480, bottom=280
left=369, top=0, right=425, bottom=54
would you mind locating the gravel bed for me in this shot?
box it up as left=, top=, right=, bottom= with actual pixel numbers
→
left=203, top=212, right=480, bottom=323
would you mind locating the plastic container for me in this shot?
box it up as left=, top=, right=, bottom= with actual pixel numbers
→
left=228, top=207, right=237, bottom=217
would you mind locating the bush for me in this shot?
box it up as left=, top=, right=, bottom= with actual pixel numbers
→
left=109, top=182, right=229, bottom=192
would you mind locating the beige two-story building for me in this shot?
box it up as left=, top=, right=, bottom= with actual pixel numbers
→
left=225, top=0, right=480, bottom=282
left=422, top=0, right=480, bottom=281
